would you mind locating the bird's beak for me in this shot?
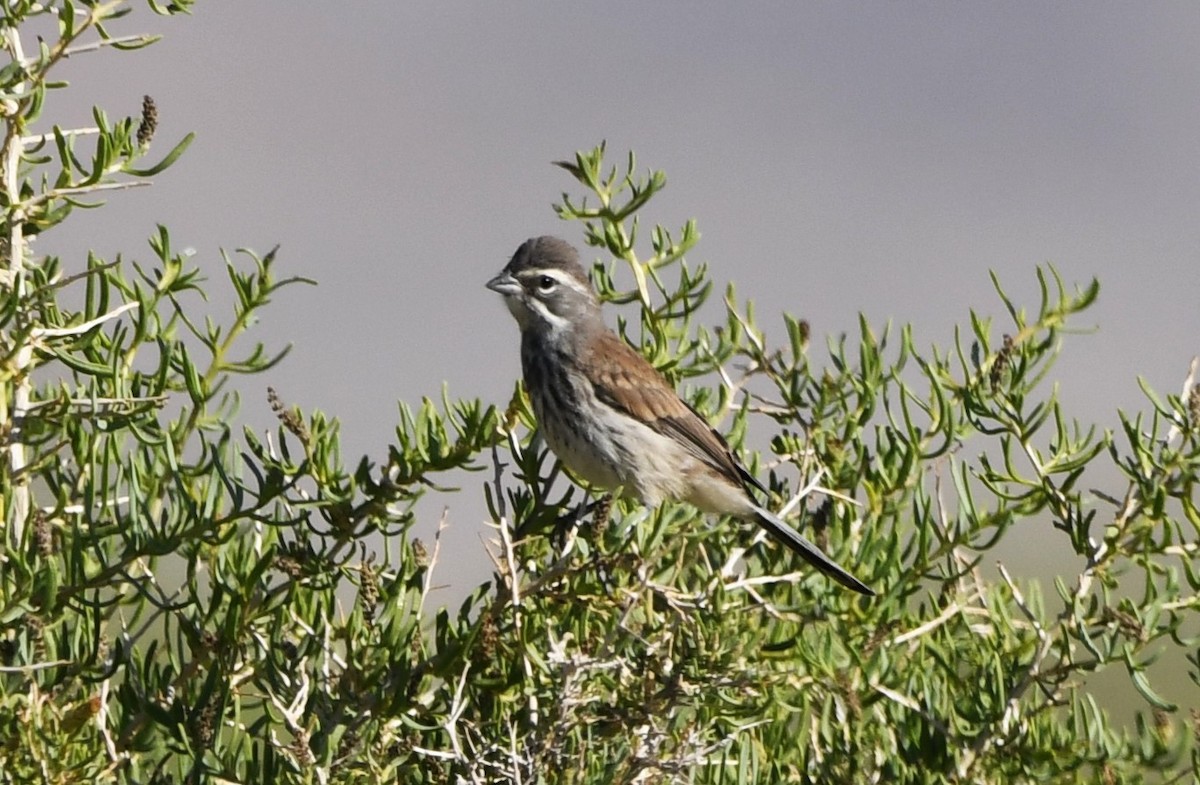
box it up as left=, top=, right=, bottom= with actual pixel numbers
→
left=486, top=270, right=521, bottom=297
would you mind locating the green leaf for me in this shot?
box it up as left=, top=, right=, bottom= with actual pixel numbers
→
left=122, top=131, right=194, bottom=176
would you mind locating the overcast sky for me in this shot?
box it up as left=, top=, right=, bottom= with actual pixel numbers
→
left=34, top=3, right=1200, bottom=592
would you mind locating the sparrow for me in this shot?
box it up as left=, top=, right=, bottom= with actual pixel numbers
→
left=486, top=236, right=873, bottom=595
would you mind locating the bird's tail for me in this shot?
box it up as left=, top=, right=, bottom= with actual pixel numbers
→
left=751, top=506, right=874, bottom=596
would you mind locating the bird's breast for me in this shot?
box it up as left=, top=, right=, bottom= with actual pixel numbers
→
left=521, top=338, right=627, bottom=489
left=520, top=335, right=703, bottom=507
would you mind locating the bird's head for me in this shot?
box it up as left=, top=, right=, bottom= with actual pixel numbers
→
left=486, top=236, right=601, bottom=335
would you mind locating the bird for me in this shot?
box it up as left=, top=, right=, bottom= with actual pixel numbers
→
left=486, top=236, right=873, bottom=596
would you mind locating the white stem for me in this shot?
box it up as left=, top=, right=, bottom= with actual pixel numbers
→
left=32, top=301, right=138, bottom=339
left=55, top=34, right=158, bottom=60
left=0, top=660, right=72, bottom=673
left=26, top=179, right=152, bottom=207
left=417, top=510, right=448, bottom=619
left=1164, top=355, right=1198, bottom=448
left=3, top=22, right=31, bottom=548
left=23, top=395, right=167, bottom=413
left=21, top=127, right=101, bottom=146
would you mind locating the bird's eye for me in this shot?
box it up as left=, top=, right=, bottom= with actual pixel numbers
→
left=536, top=275, right=556, bottom=292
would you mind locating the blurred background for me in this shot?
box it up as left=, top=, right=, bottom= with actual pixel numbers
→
left=33, top=5, right=1199, bottom=647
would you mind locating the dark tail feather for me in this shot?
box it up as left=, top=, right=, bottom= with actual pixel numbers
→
left=752, top=506, right=874, bottom=596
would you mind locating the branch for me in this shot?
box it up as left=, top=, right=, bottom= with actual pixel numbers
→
left=494, top=502, right=542, bottom=730
left=22, top=395, right=168, bottom=413
left=32, top=301, right=139, bottom=339
left=2, top=20, right=32, bottom=549
left=0, top=660, right=72, bottom=673
left=57, top=34, right=160, bottom=59
left=871, top=681, right=953, bottom=737
left=958, top=562, right=1055, bottom=776
left=1164, top=355, right=1198, bottom=449
left=24, top=179, right=153, bottom=209
left=417, top=511, right=449, bottom=619
left=21, top=127, right=101, bottom=147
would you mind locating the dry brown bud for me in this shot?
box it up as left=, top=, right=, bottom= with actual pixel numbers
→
left=137, top=95, right=157, bottom=147
left=268, top=386, right=311, bottom=444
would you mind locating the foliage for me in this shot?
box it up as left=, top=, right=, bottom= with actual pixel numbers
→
left=1, top=5, right=1197, bottom=784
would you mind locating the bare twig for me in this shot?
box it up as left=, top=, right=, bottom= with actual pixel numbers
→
left=24, top=179, right=152, bottom=208
left=871, top=681, right=953, bottom=737
left=417, top=510, right=449, bottom=618
left=890, top=601, right=964, bottom=648
left=96, top=678, right=119, bottom=763
left=57, top=34, right=160, bottom=59
left=0, top=660, right=72, bottom=673
left=958, top=562, right=1055, bottom=777
left=22, top=395, right=169, bottom=413
left=31, top=301, right=139, bottom=339
left=3, top=20, right=32, bottom=547
left=1164, top=356, right=1198, bottom=448
left=495, top=502, right=543, bottom=730
left=21, top=126, right=101, bottom=147
left=444, top=662, right=486, bottom=785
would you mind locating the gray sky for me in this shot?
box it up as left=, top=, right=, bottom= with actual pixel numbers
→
left=37, top=4, right=1200, bottom=590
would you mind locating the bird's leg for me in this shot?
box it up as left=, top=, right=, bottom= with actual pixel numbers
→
left=550, top=493, right=596, bottom=551
left=805, top=497, right=831, bottom=551
left=547, top=493, right=617, bottom=591
left=583, top=493, right=616, bottom=593
left=552, top=492, right=612, bottom=534
left=590, top=493, right=613, bottom=528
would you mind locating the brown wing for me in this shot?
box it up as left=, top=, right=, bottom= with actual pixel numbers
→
left=581, top=329, right=766, bottom=495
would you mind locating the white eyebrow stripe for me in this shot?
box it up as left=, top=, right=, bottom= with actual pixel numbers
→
left=521, top=268, right=592, bottom=297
